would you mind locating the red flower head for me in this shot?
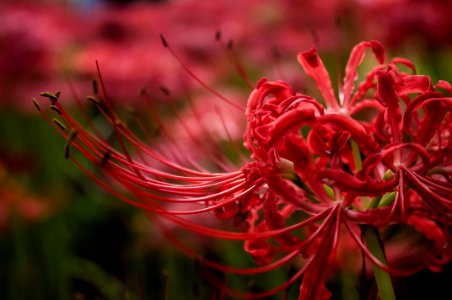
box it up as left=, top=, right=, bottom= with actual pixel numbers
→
left=38, top=41, right=452, bottom=299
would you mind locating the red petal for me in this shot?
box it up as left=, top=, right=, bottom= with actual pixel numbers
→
left=343, top=41, right=385, bottom=108
left=407, top=214, right=445, bottom=249
left=269, top=108, right=316, bottom=147
left=298, top=47, right=339, bottom=111
left=396, top=75, right=432, bottom=95
left=391, top=57, right=416, bottom=73
left=318, top=169, right=396, bottom=195
left=435, top=80, right=452, bottom=95
left=317, top=114, right=378, bottom=151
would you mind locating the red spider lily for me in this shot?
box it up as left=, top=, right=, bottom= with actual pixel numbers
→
left=3, top=0, right=350, bottom=109
left=38, top=40, right=451, bottom=299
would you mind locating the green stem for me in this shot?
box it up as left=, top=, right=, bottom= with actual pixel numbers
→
left=351, top=139, right=395, bottom=300
left=364, top=197, right=397, bottom=300
left=350, top=139, right=362, bottom=172
left=363, top=227, right=396, bottom=300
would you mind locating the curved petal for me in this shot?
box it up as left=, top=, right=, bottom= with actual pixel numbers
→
left=298, top=47, right=339, bottom=111
left=343, top=41, right=385, bottom=108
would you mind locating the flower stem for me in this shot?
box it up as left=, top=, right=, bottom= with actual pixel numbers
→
left=352, top=139, right=395, bottom=300
left=363, top=226, right=396, bottom=300
left=350, top=140, right=362, bottom=172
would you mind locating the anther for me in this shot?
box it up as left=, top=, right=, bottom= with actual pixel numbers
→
left=92, top=80, right=99, bottom=95
left=86, top=95, right=101, bottom=105
left=52, top=118, right=66, bottom=131
left=40, top=91, right=60, bottom=104
left=227, top=40, right=233, bottom=50
left=64, top=130, right=78, bottom=159
left=32, top=98, right=41, bottom=111
left=115, top=119, right=125, bottom=127
left=160, top=34, right=168, bottom=48
left=64, top=144, right=70, bottom=159
left=215, top=30, right=222, bottom=41
left=50, top=105, right=61, bottom=114
left=125, top=106, right=139, bottom=117
left=159, top=85, right=170, bottom=96
left=100, top=150, right=112, bottom=166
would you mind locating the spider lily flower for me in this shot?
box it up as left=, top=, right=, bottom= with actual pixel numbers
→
left=39, top=40, right=451, bottom=299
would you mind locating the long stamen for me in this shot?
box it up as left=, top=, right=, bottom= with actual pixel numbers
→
left=95, top=61, right=146, bottom=181
left=216, top=30, right=253, bottom=89
left=160, top=34, right=246, bottom=111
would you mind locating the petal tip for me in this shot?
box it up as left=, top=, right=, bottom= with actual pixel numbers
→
left=298, top=47, right=320, bottom=68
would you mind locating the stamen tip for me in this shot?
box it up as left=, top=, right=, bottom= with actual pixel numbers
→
left=159, top=85, right=171, bottom=96
left=160, top=34, right=168, bottom=48
left=100, top=150, right=112, bottom=166
left=40, top=91, right=59, bottom=103
left=215, top=30, right=222, bottom=41
left=52, top=118, right=66, bottom=131
left=50, top=104, right=62, bottom=115
left=227, top=39, right=233, bottom=50
left=92, top=80, right=99, bottom=95
left=32, top=98, right=41, bottom=111
left=125, top=106, right=139, bottom=117
left=64, top=146, right=70, bottom=159
left=86, top=95, right=101, bottom=105
left=64, top=130, right=78, bottom=159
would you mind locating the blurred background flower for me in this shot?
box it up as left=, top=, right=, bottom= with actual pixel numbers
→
left=1, top=0, right=451, bottom=299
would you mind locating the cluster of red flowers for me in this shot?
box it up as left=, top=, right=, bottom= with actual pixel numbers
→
left=2, top=0, right=337, bottom=108
left=38, top=41, right=451, bottom=299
